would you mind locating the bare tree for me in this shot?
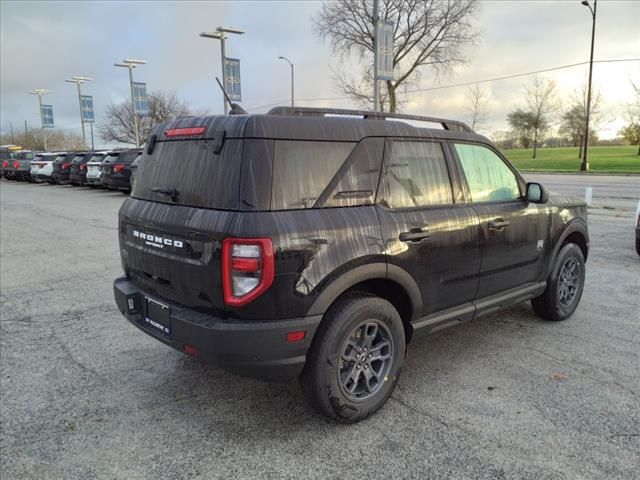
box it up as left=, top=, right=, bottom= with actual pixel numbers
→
left=524, top=77, right=559, bottom=158
left=313, top=0, right=480, bottom=112
left=619, top=80, right=640, bottom=155
left=558, top=84, right=603, bottom=158
left=98, top=91, right=195, bottom=145
left=466, top=83, right=491, bottom=131
left=0, top=128, right=84, bottom=151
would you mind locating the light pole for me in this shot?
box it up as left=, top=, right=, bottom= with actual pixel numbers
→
left=200, top=26, right=244, bottom=114
left=580, top=0, right=597, bottom=172
left=114, top=59, right=146, bottom=147
left=28, top=89, right=51, bottom=151
left=65, top=75, right=92, bottom=149
left=278, top=56, right=294, bottom=107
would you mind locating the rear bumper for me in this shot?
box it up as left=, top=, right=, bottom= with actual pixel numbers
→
left=51, top=172, right=70, bottom=184
left=101, top=175, right=131, bottom=190
left=113, top=276, right=321, bottom=382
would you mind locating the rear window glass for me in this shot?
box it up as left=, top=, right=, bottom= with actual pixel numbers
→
left=132, top=139, right=242, bottom=211
left=103, top=154, right=121, bottom=163
left=88, top=154, right=105, bottom=163
left=54, top=155, right=66, bottom=163
left=271, top=141, right=356, bottom=210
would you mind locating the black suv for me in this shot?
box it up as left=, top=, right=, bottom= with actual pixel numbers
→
left=114, top=107, right=589, bottom=423
left=68, top=151, right=95, bottom=186
left=51, top=152, right=79, bottom=184
left=100, top=149, right=141, bottom=192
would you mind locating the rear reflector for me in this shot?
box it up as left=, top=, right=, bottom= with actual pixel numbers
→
left=164, top=127, right=206, bottom=137
left=286, top=331, right=306, bottom=343
left=183, top=344, right=199, bottom=356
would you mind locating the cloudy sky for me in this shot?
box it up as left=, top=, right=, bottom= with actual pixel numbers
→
left=1, top=0, right=638, bottom=147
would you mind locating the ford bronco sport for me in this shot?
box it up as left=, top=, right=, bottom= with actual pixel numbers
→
left=113, top=107, right=589, bottom=423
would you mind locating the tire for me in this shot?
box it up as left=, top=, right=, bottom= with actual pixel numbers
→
left=532, top=243, right=585, bottom=321
left=300, top=294, right=405, bottom=423
left=636, top=237, right=640, bottom=256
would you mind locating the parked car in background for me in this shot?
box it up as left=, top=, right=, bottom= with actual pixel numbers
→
left=30, top=153, right=60, bottom=183
left=80, top=151, right=108, bottom=187
left=51, top=152, right=78, bottom=185
left=3, top=150, right=35, bottom=181
left=100, top=148, right=140, bottom=192
left=69, top=151, right=96, bottom=186
left=129, top=153, right=142, bottom=189
left=86, top=152, right=109, bottom=187
left=1, top=145, right=23, bottom=178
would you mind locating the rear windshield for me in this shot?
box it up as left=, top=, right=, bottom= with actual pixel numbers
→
left=88, top=154, right=105, bottom=163
left=118, top=151, right=139, bottom=164
left=54, top=155, right=66, bottom=163
left=132, top=139, right=241, bottom=210
left=103, top=153, right=121, bottom=163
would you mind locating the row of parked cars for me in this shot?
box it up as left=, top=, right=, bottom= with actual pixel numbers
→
left=1, top=145, right=142, bottom=192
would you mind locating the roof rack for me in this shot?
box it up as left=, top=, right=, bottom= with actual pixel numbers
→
left=267, top=106, right=474, bottom=133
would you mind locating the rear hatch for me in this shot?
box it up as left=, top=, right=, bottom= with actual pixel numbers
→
left=120, top=116, right=247, bottom=314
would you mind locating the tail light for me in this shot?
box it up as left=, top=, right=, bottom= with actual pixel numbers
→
left=80, top=164, right=86, bottom=171
left=39, top=163, right=46, bottom=169
left=2, top=161, right=7, bottom=168
left=113, top=164, right=125, bottom=173
left=222, top=238, right=274, bottom=307
left=62, top=163, right=70, bottom=170
left=13, top=161, right=20, bottom=169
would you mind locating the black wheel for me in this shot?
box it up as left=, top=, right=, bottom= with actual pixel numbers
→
left=532, top=243, right=585, bottom=321
left=300, top=294, right=405, bottom=423
left=636, top=237, right=640, bottom=256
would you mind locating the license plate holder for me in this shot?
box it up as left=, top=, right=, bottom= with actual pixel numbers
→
left=145, top=297, right=171, bottom=335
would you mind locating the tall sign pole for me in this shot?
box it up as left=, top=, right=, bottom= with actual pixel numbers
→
left=29, top=89, right=51, bottom=151
left=373, top=0, right=379, bottom=112
left=580, top=0, right=597, bottom=172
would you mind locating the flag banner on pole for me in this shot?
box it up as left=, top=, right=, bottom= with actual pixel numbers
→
left=41, top=105, right=54, bottom=128
left=133, top=82, right=149, bottom=117
left=376, top=20, right=394, bottom=81
left=80, top=95, right=95, bottom=123
left=224, top=57, right=242, bottom=101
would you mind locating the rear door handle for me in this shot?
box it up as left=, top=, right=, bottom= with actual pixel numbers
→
left=488, top=219, right=510, bottom=231
left=399, top=228, right=431, bottom=243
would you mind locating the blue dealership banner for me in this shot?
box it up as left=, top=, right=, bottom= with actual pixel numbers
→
left=224, top=57, right=242, bottom=101
left=41, top=104, right=54, bottom=128
left=80, top=95, right=95, bottom=123
left=376, top=20, right=394, bottom=81
left=133, top=82, right=149, bottom=116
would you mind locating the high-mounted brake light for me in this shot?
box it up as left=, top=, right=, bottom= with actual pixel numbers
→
left=164, top=127, right=206, bottom=138
left=222, top=238, right=274, bottom=307
left=113, top=164, right=125, bottom=173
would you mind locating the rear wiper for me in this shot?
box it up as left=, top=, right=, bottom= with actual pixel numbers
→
left=151, top=187, right=179, bottom=202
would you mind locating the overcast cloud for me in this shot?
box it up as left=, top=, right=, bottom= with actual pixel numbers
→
left=1, top=0, right=638, bottom=146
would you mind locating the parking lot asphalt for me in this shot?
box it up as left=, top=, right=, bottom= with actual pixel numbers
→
left=1, top=178, right=639, bottom=480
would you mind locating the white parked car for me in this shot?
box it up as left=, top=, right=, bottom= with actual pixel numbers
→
left=30, top=153, right=61, bottom=183
left=85, top=151, right=109, bottom=187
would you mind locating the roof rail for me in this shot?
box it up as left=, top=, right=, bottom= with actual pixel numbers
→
left=267, top=106, right=474, bottom=133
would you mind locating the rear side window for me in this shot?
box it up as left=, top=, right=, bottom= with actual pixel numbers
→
left=271, top=141, right=355, bottom=210
left=454, top=144, right=521, bottom=203
left=384, top=141, right=452, bottom=208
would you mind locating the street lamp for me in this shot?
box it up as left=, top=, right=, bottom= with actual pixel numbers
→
left=114, top=58, right=147, bottom=147
left=278, top=56, right=294, bottom=108
left=65, top=75, right=92, bottom=149
left=200, top=26, right=244, bottom=114
left=28, top=89, right=51, bottom=151
left=580, top=0, right=597, bottom=171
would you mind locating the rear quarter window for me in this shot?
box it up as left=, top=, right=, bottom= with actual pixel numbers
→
left=270, top=140, right=356, bottom=210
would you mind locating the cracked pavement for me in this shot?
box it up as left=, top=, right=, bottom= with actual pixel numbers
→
left=1, top=177, right=639, bottom=479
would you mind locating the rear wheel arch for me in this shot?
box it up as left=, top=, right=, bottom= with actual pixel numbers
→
left=307, top=263, right=422, bottom=344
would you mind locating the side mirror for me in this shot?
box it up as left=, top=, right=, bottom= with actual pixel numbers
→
left=526, top=182, right=548, bottom=204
